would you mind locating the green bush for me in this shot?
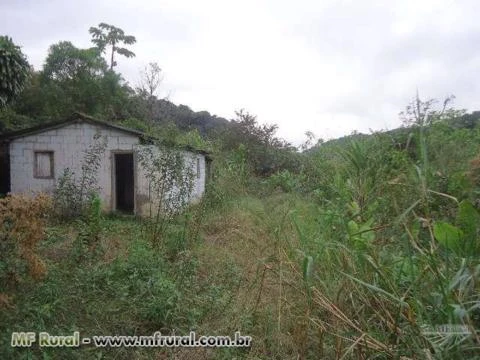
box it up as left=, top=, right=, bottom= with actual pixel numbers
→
left=107, top=241, right=181, bottom=329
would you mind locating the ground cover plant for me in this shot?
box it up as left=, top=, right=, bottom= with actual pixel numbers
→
left=1, top=29, right=479, bottom=359
left=2, top=99, right=479, bottom=358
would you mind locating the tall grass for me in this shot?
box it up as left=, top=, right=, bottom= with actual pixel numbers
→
left=275, top=124, right=480, bottom=358
left=2, top=105, right=479, bottom=360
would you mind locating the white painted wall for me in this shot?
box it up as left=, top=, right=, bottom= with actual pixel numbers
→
left=9, top=121, right=207, bottom=215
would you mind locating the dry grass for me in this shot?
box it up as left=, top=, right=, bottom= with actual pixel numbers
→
left=191, top=197, right=315, bottom=359
left=0, top=193, right=52, bottom=289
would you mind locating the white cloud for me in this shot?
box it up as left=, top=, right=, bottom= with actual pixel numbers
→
left=3, top=0, right=480, bottom=145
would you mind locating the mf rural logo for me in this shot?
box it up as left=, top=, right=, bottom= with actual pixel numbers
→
left=11, top=332, right=82, bottom=347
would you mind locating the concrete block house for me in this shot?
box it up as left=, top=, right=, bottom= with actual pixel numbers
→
left=0, top=113, right=210, bottom=216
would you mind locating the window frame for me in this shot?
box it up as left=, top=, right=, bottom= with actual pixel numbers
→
left=33, top=151, right=54, bottom=179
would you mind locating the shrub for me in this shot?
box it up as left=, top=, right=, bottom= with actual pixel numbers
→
left=0, top=193, right=52, bottom=294
left=72, top=194, right=103, bottom=261
left=136, top=143, right=195, bottom=247
left=267, top=169, right=303, bottom=193
left=468, top=153, right=480, bottom=189
left=53, top=132, right=107, bottom=219
left=108, top=240, right=181, bottom=329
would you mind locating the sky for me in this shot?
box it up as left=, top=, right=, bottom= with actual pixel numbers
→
left=2, top=0, right=480, bottom=145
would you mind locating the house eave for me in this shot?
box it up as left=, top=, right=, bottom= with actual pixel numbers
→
left=0, top=112, right=211, bottom=157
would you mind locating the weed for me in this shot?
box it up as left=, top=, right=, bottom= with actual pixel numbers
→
left=53, top=132, right=107, bottom=220
left=0, top=193, right=52, bottom=295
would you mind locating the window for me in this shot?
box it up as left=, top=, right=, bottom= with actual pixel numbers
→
left=196, top=158, right=201, bottom=178
left=34, top=151, right=54, bottom=179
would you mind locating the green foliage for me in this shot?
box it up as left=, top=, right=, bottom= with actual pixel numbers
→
left=347, top=217, right=376, bottom=250
left=302, top=255, right=313, bottom=283
left=218, top=109, right=300, bottom=176
left=86, top=195, right=102, bottom=239
left=226, top=144, right=250, bottom=189
left=136, top=142, right=195, bottom=247
left=339, top=140, right=379, bottom=214
left=43, top=41, right=107, bottom=82
left=448, top=261, right=480, bottom=328
left=268, top=95, right=480, bottom=359
left=0, top=36, right=30, bottom=107
left=53, top=168, right=77, bottom=215
left=267, top=169, right=303, bottom=193
left=433, top=221, right=464, bottom=252
left=3, top=26, right=480, bottom=359
left=433, top=200, right=480, bottom=256
left=0, top=107, right=34, bottom=132
left=71, top=195, right=103, bottom=261
left=53, top=133, right=107, bottom=219
left=1, top=229, right=199, bottom=359
left=118, top=116, right=151, bottom=132
left=177, top=128, right=212, bottom=151
left=37, top=41, right=131, bottom=118
left=107, top=240, right=180, bottom=328
left=457, top=200, right=480, bottom=254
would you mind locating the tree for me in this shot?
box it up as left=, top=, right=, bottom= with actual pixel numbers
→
left=299, top=131, right=316, bottom=151
left=43, top=41, right=107, bottom=82
left=399, top=92, right=461, bottom=128
left=219, top=109, right=296, bottom=175
left=231, top=109, right=288, bottom=148
left=0, top=36, right=30, bottom=108
left=89, top=23, right=136, bottom=70
left=138, top=62, right=163, bottom=99
left=39, top=41, right=109, bottom=116
left=137, top=62, right=163, bottom=122
left=28, top=40, right=131, bottom=119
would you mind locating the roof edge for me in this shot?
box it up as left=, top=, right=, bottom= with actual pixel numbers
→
left=0, top=112, right=210, bottom=156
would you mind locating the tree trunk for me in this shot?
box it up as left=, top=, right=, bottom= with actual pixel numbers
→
left=110, top=43, right=115, bottom=70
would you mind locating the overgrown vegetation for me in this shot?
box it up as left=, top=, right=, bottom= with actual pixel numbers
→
left=137, top=142, right=195, bottom=250
left=0, top=194, right=51, bottom=306
left=53, top=132, right=108, bottom=219
left=1, top=27, right=480, bottom=360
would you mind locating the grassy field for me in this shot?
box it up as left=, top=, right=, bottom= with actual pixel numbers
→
left=2, top=189, right=479, bottom=359
left=1, top=194, right=310, bottom=359
left=2, top=118, right=480, bottom=359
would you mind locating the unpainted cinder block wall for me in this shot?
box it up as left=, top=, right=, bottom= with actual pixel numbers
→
left=9, top=122, right=207, bottom=215
left=9, top=122, right=139, bottom=211
left=134, top=146, right=206, bottom=216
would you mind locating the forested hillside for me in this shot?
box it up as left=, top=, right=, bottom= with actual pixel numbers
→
left=0, top=35, right=231, bottom=137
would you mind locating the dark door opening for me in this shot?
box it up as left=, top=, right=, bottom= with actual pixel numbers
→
left=0, top=143, right=10, bottom=195
left=114, top=153, right=134, bottom=213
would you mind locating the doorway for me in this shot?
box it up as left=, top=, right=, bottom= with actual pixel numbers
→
left=0, top=143, right=10, bottom=195
left=114, top=153, right=134, bottom=213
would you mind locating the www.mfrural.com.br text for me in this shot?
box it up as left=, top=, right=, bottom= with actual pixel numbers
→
left=11, top=331, right=252, bottom=348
